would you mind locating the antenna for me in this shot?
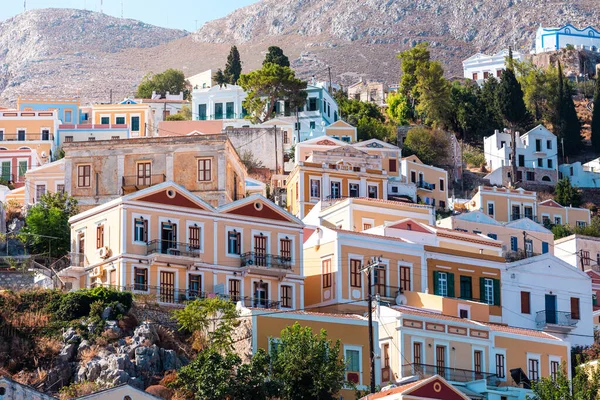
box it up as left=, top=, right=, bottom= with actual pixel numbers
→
left=24, top=0, right=26, bottom=12
left=121, top=0, right=123, bottom=18
left=100, top=0, right=103, bottom=13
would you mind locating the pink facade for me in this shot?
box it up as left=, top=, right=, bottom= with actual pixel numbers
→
left=0, top=149, right=41, bottom=188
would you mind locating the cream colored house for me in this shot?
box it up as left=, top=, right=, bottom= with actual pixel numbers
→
left=401, top=155, right=449, bottom=209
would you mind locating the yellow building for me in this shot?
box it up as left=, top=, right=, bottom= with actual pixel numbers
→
left=60, top=182, right=305, bottom=310
left=324, top=120, right=358, bottom=143
left=63, top=134, right=247, bottom=210
left=401, top=155, right=449, bottom=209
left=91, top=101, right=152, bottom=137
left=23, top=159, right=65, bottom=204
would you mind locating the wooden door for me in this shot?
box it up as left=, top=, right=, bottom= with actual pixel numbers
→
left=436, top=346, right=446, bottom=378
left=137, top=162, right=151, bottom=186
left=160, top=271, right=175, bottom=303
left=254, top=235, right=267, bottom=266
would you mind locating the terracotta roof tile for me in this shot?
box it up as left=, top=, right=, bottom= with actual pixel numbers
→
left=480, top=322, right=561, bottom=340
left=251, top=308, right=367, bottom=321
left=366, top=379, right=426, bottom=399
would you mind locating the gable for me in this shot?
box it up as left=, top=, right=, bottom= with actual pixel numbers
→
left=134, top=188, right=211, bottom=211
left=539, top=199, right=562, bottom=208
left=388, top=220, right=432, bottom=233
left=404, top=155, right=423, bottom=164
left=328, top=120, right=354, bottom=128
left=223, top=199, right=300, bottom=224
left=315, top=139, right=340, bottom=146
left=456, top=211, right=501, bottom=225
left=405, top=377, right=468, bottom=400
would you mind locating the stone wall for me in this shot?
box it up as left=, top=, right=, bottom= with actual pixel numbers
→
left=224, top=127, right=285, bottom=172
left=0, top=271, right=36, bottom=289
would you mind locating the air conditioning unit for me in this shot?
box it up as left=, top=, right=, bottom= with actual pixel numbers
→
left=98, top=246, right=111, bottom=259
left=90, top=266, right=104, bottom=278
left=346, top=372, right=360, bottom=384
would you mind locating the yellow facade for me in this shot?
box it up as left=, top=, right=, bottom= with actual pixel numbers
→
left=402, top=155, right=449, bottom=209
left=0, top=109, right=58, bottom=163
left=23, top=159, right=65, bottom=204
left=324, top=120, right=358, bottom=142
left=91, top=103, right=152, bottom=137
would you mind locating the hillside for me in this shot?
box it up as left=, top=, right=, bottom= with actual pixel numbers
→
left=1, top=1, right=600, bottom=103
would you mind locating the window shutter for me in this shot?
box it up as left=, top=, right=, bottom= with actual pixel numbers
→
left=433, top=271, right=440, bottom=295
left=172, top=223, right=177, bottom=242
left=479, top=278, right=486, bottom=303
left=493, top=279, right=501, bottom=306
left=143, top=220, right=148, bottom=242
left=447, top=272, right=455, bottom=298
left=521, top=291, right=530, bottom=314
left=236, top=232, right=241, bottom=254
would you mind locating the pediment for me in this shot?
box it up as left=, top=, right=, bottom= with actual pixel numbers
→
left=130, top=184, right=214, bottom=212
left=220, top=196, right=303, bottom=225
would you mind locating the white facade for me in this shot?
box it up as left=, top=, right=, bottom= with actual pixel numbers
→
left=191, top=84, right=247, bottom=121
left=483, top=124, right=558, bottom=185
left=536, top=25, right=600, bottom=54
left=501, top=253, right=594, bottom=347
left=558, top=157, right=600, bottom=188
left=187, top=69, right=214, bottom=90
left=555, top=234, right=600, bottom=270
left=462, top=49, right=523, bottom=83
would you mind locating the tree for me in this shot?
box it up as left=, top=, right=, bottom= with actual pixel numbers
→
left=555, top=62, right=583, bottom=156
left=224, top=45, right=242, bottom=84
left=172, top=297, right=239, bottom=352
left=263, top=46, right=290, bottom=67
left=19, top=192, right=79, bottom=259
left=237, top=62, right=307, bottom=123
left=591, top=77, right=600, bottom=152
left=527, top=361, right=600, bottom=400
left=414, top=61, right=451, bottom=127
left=136, top=68, right=188, bottom=99
left=165, top=113, right=186, bottom=121
left=356, top=116, right=396, bottom=142
left=398, top=42, right=431, bottom=107
left=497, top=59, right=528, bottom=186
left=240, top=150, right=264, bottom=173
left=479, top=77, right=504, bottom=134
left=386, top=92, right=411, bottom=125
left=270, top=322, right=347, bottom=400
left=213, top=69, right=229, bottom=87
left=554, top=178, right=582, bottom=208
left=447, top=81, right=486, bottom=142
left=403, top=127, right=450, bottom=167
left=335, top=93, right=385, bottom=125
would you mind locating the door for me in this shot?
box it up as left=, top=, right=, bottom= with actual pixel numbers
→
left=198, top=104, right=207, bottom=120
left=1, top=161, right=10, bottom=182
left=436, top=346, right=446, bottom=378
left=331, top=182, right=341, bottom=199
left=254, top=235, right=267, bottom=267
left=226, top=102, right=234, bottom=118
left=161, top=222, right=177, bottom=254
left=374, top=265, right=386, bottom=297
left=41, top=129, right=50, bottom=140
left=137, top=162, right=151, bottom=186
left=215, top=103, right=224, bottom=119
left=545, top=294, right=557, bottom=324
left=460, top=276, right=472, bottom=300
left=160, top=271, right=175, bottom=303
left=512, top=205, right=520, bottom=220
left=254, top=281, right=268, bottom=307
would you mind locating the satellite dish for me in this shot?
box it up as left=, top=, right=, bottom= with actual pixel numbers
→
left=395, top=292, right=407, bottom=305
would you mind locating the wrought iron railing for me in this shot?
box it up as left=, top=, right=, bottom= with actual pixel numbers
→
left=417, top=180, right=435, bottom=190
left=0, top=133, right=54, bottom=141
left=69, top=252, right=89, bottom=267
left=122, top=174, right=166, bottom=188
left=402, top=363, right=498, bottom=385
left=240, top=252, right=292, bottom=270
left=535, top=310, right=578, bottom=328
left=146, top=240, right=202, bottom=258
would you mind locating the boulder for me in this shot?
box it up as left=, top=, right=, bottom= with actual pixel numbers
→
left=58, top=342, right=78, bottom=363
left=101, top=306, right=113, bottom=320
left=77, top=340, right=91, bottom=355
left=45, top=362, right=72, bottom=390
left=146, top=385, right=174, bottom=400
left=62, top=327, right=81, bottom=344
left=160, top=349, right=182, bottom=371
left=128, top=376, right=145, bottom=390
left=134, top=344, right=162, bottom=374
left=133, top=322, right=158, bottom=344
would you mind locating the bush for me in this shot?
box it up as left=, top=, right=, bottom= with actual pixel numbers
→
left=463, top=144, right=486, bottom=169
left=49, top=287, right=132, bottom=321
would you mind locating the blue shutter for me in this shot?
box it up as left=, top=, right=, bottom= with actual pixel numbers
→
left=542, top=242, right=549, bottom=254
left=510, top=237, right=518, bottom=252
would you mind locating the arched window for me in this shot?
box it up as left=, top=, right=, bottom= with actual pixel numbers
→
left=590, top=31, right=595, bottom=37
left=541, top=176, right=551, bottom=182
left=565, top=28, right=571, bottom=34
left=19, top=146, right=31, bottom=150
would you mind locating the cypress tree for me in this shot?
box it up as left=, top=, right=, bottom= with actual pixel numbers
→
left=263, top=46, right=290, bottom=67
left=224, top=46, right=242, bottom=84
left=592, top=77, right=600, bottom=152
left=556, top=62, right=583, bottom=156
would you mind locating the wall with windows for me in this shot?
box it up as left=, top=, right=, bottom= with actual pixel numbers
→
left=23, top=159, right=65, bottom=204
left=0, top=149, right=41, bottom=189
left=0, top=110, right=58, bottom=167
left=56, top=126, right=129, bottom=146
left=555, top=234, right=600, bottom=270
left=17, top=97, right=80, bottom=124
left=538, top=200, right=591, bottom=228
left=401, top=155, right=449, bottom=209
left=91, top=103, right=151, bottom=137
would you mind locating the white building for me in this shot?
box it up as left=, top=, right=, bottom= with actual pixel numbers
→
left=462, top=49, right=523, bottom=83
left=535, top=24, right=600, bottom=54
left=555, top=234, right=600, bottom=270
left=558, top=157, right=600, bottom=188
left=501, top=253, right=594, bottom=347
left=186, top=69, right=214, bottom=90
left=191, top=84, right=248, bottom=122
left=484, top=124, right=558, bottom=186
left=136, top=91, right=188, bottom=135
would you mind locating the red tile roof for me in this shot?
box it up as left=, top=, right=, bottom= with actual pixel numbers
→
left=480, top=322, right=561, bottom=340
left=366, top=379, right=426, bottom=399
left=157, top=120, right=223, bottom=136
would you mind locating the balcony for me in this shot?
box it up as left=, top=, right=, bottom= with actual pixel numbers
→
left=535, top=310, right=578, bottom=332
left=510, top=213, right=538, bottom=222
left=417, top=180, right=435, bottom=191
left=0, top=133, right=54, bottom=141
left=402, top=363, right=498, bottom=386
left=240, top=252, right=292, bottom=276
left=122, top=174, right=166, bottom=194
left=70, top=252, right=89, bottom=268
left=146, top=240, right=202, bottom=258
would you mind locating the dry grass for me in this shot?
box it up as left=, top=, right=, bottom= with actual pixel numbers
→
left=79, top=345, right=101, bottom=364
left=159, top=370, right=178, bottom=387
left=31, top=367, right=48, bottom=386
left=100, top=328, right=121, bottom=342
left=59, top=381, right=102, bottom=400
left=4, top=311, right=50, bottom=330
left=118, top=313, right=139, bottom=333
left=35, top=337, right=62, bottom=357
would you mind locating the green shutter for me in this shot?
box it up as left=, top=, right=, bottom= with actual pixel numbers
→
left=18, top=161, right=27, bottom=178
left=479, top=277, right=486, bottom=303
left=447, top=272, right=455, bottom=298
left=433, top=271, right=440, bottom=295
left=493, top=279, right=501, bottom=306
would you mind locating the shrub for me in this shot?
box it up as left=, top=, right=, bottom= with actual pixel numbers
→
left=80, top=345, right=101, bottom=364
left=463, top=144, right=486, bottom=169
left=59, top=381, right=102, bottom=400
left=49, top=287, right=132, bottom=321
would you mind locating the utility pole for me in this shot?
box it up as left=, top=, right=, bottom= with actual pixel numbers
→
left=109, top=89, right=113, bottom=104
left=328, top=66, right=333, bottom=93
left=274, top=125, right=279, bottom=174
left=523, top=231, right=527, bottom=258
left=580, top=249, right=586, bottom=271
left=24, top=0, right=26, bottom=12
left=361, top=256, right=381, bottom=395
left=195, top=20, right=198, bottom=31
left=100, top=0, right=103, bottom=13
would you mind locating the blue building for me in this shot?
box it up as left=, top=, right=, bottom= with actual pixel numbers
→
left=17, top=97, right=80, bottom=124
left=536, top=24, right=600, bottom=54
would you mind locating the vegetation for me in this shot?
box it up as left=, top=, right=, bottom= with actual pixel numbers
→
left=19, top=192, right=79, bottom=259
left=333, top=91, right=396, bottom=142
left=463, top=144, right=486, bottom=169
left=59, top=381, right=103, bottom=400
left=165, top=113, right=186, bottom=121
left=214, top=46, right=243, bottom=86
left=414, top=60, right=451, bottom=127
left=385, top=92, right=411, bottom=125
left=555, top=62, right=583, bottom=156
left=238, top=62, right=307, bottom=123
left=240, top=150, right=264, bottom=173
left=402, top=127, right=449, bottom=166
left=136, top=68, right=189, bottom=99
left=591, top=77, right=600, bottom=152
left=514, top=61, right=560, bottom=124
left=263, top=46, right=290, bottom=67
left=552, top=215, right=600, bottom=240
left=48, top=286, right=132, bottom=322
left=528, top=361, right=600, bottom=399
left=554, top=178, right=582, bottom=208
left=165, top=104, right=193, bottom=121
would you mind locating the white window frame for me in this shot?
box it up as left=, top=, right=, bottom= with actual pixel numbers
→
left=367, top=184, right=378, bottom=198
left=131, top=265, right=150, bottom=294
left=554, top=215, right=563, bottom=225
left=185, top=270, right=205, bottom=297
left=34, top=182, right=47, bottom=203
left=225, top=225, right=243, bottom=257
left=361, top=218, right=374, bottom=231
left=458, top=303, right=471, bottom=319
left=186, top=220, right=205, bottom=253
left=99, top=114, right=111, bottom=125
left=438, top=272, right=448, bottom=297
left=410, top=337, right=425, bottom=367
left=344, top=344, right=364, bottom=388
left=131, top=213, right=151, bottom=245
left=55, top=181, right=66, bottom=193
left=549, top=355, right=562, bottom=381
left=130, top=113, right=142, bottom=135
left=158, top=216, right=180, bottom=247
left=16, top=127, right=26, bottom=141
left=484, top=278, right=494, bottom=305
left=226, top=275, right=244, bottom=299
left=527, top=353, right=541, bottom=382
left=309, top=176, right=321, bottom=200
left=330, top=179, right=342, bottom=199
left=493, top=349, right=507, bottom=381
left=487, top=201, right=495, bottom=216
left=251, top=229, right=271, bottom=255
left=348, top=179, right=360, bottom=198
left=115, top=113, right=127, bottom=125
left=472, top=346, right=486, bottom=374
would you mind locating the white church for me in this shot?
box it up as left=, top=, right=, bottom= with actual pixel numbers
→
left=535, top=24, right=600, bottom=54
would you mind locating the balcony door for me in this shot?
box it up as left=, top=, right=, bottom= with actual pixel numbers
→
left=545, top=294, right=557, bottom=324
left=254, top=281, right=268, bottom=307
left=160, top=271, right=175, bottom=303
left=161, top=222, right=177, bottom=254
left=254, top=235, right=267, bottom=267
left=373, top=265, right=386, bottom=297
left=436, top=345, right=446, bottom=378
left=137, top=162, right=151, bottom=186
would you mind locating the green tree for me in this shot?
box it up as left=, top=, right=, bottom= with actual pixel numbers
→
left=270, top=322, right=347, bottom=400
left=527, top=361, right=600, bottom=399
left=213, top=69, right=229, bottom=87
left=165, top=113, right=186, bottom=121
left=415, top=61, right=451, bottom=127
left=398, top=42, right=431, bottom=108
left=402, top=127, right=450, bottom=166
left=591, top=78, right=600, bottom=152
left=172, top=297, right=239, bottom=352
left=237, top=62, right=307, bottom=123
left=497, top=62, right=528, bottom=185
left=335, top=93, right=385, bottom=125
left=479, top=77, right=504, bottom=134
left=555, top=62, right=583, bottom=156
left=386, top=92, right=411, bottom=125
left=554, top=178, right=582, bottom=208
left=356, top=116, right=396, bottom=142
left=514, top=61, right=560, bottom=124
left=224, top=45, right=242, bottom=84
left=448, top=81, right=486, bottom=142
left=263, top=46, right=290, bottom=67
left=136, top=68, right=188, bottom=99
left=19, top=192, right=79, bottom=259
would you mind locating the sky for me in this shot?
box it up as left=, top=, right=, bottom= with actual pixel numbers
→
left=0, top=0, right=257, bottom=32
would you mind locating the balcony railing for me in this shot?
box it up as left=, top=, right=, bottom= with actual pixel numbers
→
left=197, top=113, right=247, bottom=121
left=122, top=174, right=166, bottom=190
left=510, top=213, right=538, bottom=222
left=535, top=310, right=578, bottom=329
left=240, top=252, right=292, bottom=270
left=402, top=363, right=498, bottom=386
left=0, top=133, right=54, bottom=141
left=417, top=180, right=435, bottom=190
left=69, top=252, right=89, bottom=268
left=146, top=240, right=202, bottom=258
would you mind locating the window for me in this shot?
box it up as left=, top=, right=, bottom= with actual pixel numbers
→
left=571, top=297, right=580, bottom=320
left=100, top=116, right=110, bottom=124
left=189, top=274, right=201, bottom=297
left=294, top=122, right=300, bottom=131
left=519, top=154, right=525, bottom=167
left=350, top=259, right=362, bottom=288
left=65, top=136, right=74, bottom=143
left=583, top=250, right=591, bottom=266
left=548, top=159, right=553, bottom=169
left=134, top=218, right=148, bottom=242
left=577, top=221, right=587, bottom=228
left=349, top=183, right=359, bottom=198
left=116, top=116, right=125, bottom=125
left=525, top=239, right=533, bottom=255
left=227, top=230, right=241, bottom=255
left=435, top=271, right=449, bottom=297
left=96, top=225, right=104, bottom=249
left=330, top=182, right=341, bottom=199
left=35, top=184, right=46, bottom=202
left=542, top=242, right=549, bottom=254
left=551, top=361, right=560, bottom=381
left=389, top=159, right=397, bottom=172
left=555, top=216, right=562, bottom=225
left=547, top=140, right=552, bottom=150
left=382, top=342, right=390, bottom=373
left=487, top=233, right=498, bottom=240
left=310, top=179, right=321, bottom=198
left=400, top=266, right=411, bottom=291
left=77, top=165, right=91, bottom=187
left=459, top=309, right=469, bottom=318
left=134, top=267, right=148, bottom=291
left=483, top=71, right=489, bottom=79
left=345, top=349, right=360, bottom=373
left=308, top=97, right=318, bottom=111
left=529, top=358, right=539, bottom=382
left=363, top=223, right=372, bottom=230
left=229, top=279, right=241, bottom=301
left=460, top=275, right=472, bottom=300
left=483, top=278, right=494, bottom=305
left=413, top=342, right=422, bottom=364
left=368, top=185, right=378, bottom=199
left=439, top=200, right=446, bottom=208
left=521, top=291, right=531, bottom=314
left=537, top=158, right=543, bottom=167
left=189, top=225, right=201, bottom=250
left=280, top=238, right=292, bottom=261
left=137, top=161, right=151, bottom=186
left=41, top=129, right=50, bottom=140
left=322, top=259, right=332, bottom=288
left=310, top=121, right=316, bottom=130
left=131, top=116, right=140, bottom=132
left=439, top=178, right=445, bottom=192
left=56, top=184, right=65, bottom=193
left=281, top=285, right=292, bottom=308
left=472, top=72, right=478, bottom=80
left=488, top=203, right=494, bottom=216
left=496, top=354, right=505, bottom=378
left=474, top=350, right=483, bottom=374
left=526, top=171, right=535, bottom=181
left=197, top=159, right=212, bottom=181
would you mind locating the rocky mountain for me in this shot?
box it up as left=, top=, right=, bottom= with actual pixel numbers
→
left=0, top=1, right=599, bottom=104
